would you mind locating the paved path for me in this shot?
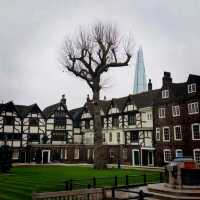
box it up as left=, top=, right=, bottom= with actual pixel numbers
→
left=13, top=162, right=164, bottom=171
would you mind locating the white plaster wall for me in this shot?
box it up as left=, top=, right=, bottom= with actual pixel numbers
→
left=4, top=126, right=13, bottom=132
left=84, top=132, right=94, bottom=145
left=105, top=130, right=124, bottom=145
left=30, top=127, right=38, bottom=133
left=74, top=135, right=82, bottom=144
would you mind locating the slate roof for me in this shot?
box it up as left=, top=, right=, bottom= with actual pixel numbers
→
left=69, top=107, right=84, bottom=128
left=43, top=103, right=60, bottom=118
left=43, top=102, right=69, bottom=119
left=82, top=89, right=159, bottom=116
left=187, top=74, right=200, bottom=84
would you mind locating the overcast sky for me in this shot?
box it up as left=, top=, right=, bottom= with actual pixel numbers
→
left=0, top=0, right=200, bottom=109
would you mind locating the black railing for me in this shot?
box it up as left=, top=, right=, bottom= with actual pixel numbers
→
left=65, top=172, right=164, bottom=191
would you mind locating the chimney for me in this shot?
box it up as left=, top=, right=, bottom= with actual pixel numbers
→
left=162, top=71, right=172, bottom=86
left=61, top=94, right=66, bottom=105
left=148, top=79, right=152, bottom=91
left=104, top=96, right=107, bottom=100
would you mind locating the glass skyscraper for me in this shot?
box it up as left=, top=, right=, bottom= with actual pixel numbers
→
left=133, top=47, right=147, bottom=94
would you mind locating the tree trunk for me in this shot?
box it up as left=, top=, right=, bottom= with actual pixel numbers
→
left=93, top=87, right=107, bottom=169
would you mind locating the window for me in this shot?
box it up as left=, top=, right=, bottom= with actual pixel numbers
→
left=163, top=127, right=170, bottom=142
left=52, top=130, right=67, bottom=141
left=174, top=125, right=182, bottom=141
left=112, top=116, right=119, bottom=128
left=85, top=119, right=90, bottom=129
left=117, top=132, right=120, bottom=143
left=162, top=90, right=169, bottom=99
left=123, top=149, right=128, bottom=160
left=172, top=106, right=180, bottom=117
left=28, top=134, right=40, bottom=142
left=4, top=116, right=15, bottom=126
left=130, top=131, right=139, bottom=143
left=103, top=133, right=106, bottom=143
left=176, top=149, right=183, bottom=158
left=54, top=113, right=66, bottom=128
left=192, top=123, right=200, bottom=140
left=109, top=150, right=115, bottom=159
left=193, top=149, right=200, bottom=164
left=29, top=118, right=39, bottom=126
left=128, top=114, right=135, bottom=125
left=147, top=113, right=152, bottom=120
left=109, top=132, right=112, bottom=142
left=12, top=149, right=19, bottom=160
left=163, top=149, right=172, bottom=162
left=159, top=108, right=165, bottom=118
left=188, top=84, right=196, bottom=94
left=188, top=102, right=199, bottom=115
left=156, top=128, right=160, bottom=141
left=74, top=148, right=79, bottom=159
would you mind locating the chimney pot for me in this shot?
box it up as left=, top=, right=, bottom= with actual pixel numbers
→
left=61, top=94, right=66, bottom=105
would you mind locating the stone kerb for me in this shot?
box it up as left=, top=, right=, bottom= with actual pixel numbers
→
left=32, top=188, right=105, bottom=200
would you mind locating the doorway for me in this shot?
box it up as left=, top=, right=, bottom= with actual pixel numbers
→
left=20, top=151, right=26, bottom=163
left=148, top=151, right=153, bottom=166
left=42, top=150, right=50, bottom=164
left=132, top=149, right=140, bottom=166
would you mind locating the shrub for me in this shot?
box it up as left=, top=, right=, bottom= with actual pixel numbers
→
left=0, top=144, right=13, bottom=173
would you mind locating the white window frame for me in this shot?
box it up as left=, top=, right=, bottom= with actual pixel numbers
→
left=174, top=125, right=182, bottom=141
left=159, top=108, right=165, bottom=118
left=193, top=149, right=200, bottom=164
left=172, top=105, right=180, bottom=117
left=162, top=90, right=169, bottom=99
left=163, top=127, right=170, bottom=142
left=74, top=148, right=79, bottom=159
left=188, top=102, right=199, bottom=115
left=175, top=149, right=183, bottom=158
left=191, top=123, right=200, bottom=140
left=163, top=149, right=172, bottom=163
left=156, top=128, right=160, bottom=141
left=188, top=83, right=196, bottom=94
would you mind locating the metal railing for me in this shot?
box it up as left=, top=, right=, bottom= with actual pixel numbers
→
left=64, top=172, right=164, bottom=191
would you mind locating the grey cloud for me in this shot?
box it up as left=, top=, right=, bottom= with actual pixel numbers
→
left=0, top=0, right=199, bottom=109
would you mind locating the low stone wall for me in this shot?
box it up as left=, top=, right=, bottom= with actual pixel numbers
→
left=32, top=188, right=128, bottom=200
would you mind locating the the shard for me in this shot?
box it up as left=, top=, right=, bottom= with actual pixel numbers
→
left=133, top=47, right=147, bottom=94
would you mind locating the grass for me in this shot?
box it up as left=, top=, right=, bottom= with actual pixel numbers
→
left=0, top=165, right=161, bottom=200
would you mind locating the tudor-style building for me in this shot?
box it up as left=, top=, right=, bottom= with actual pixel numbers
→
left=153, top=72, right=200, bottom=166
left=0, top=72, right=199, bottom=166
left=0, top=102, right=46, bottom=162
left=79, top=88, right=156, bottom=166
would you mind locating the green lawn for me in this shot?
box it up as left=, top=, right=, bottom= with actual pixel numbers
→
left=0, top=165, right=161, bottom=200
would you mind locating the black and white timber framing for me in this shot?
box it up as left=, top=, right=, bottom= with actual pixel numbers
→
left=0, top=72, right=199, bottom=166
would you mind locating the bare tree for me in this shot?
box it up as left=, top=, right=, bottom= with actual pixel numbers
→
left=61, top=22, right=132, bottom=169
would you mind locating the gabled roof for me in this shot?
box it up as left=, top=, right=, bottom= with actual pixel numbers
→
left=0, top=102, right=45, bottom=118
left=187, top=74, right=200, bottom=84
left=16, top=103, right=44, bottom=118
left=0, top=101, right=22, bottom=117
left=43, top=102, right=69, bottom=118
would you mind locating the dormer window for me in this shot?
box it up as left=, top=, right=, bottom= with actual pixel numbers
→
left=188, top=83, right=196, bottom=94
left=162, top=90, right=169, bottom=99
